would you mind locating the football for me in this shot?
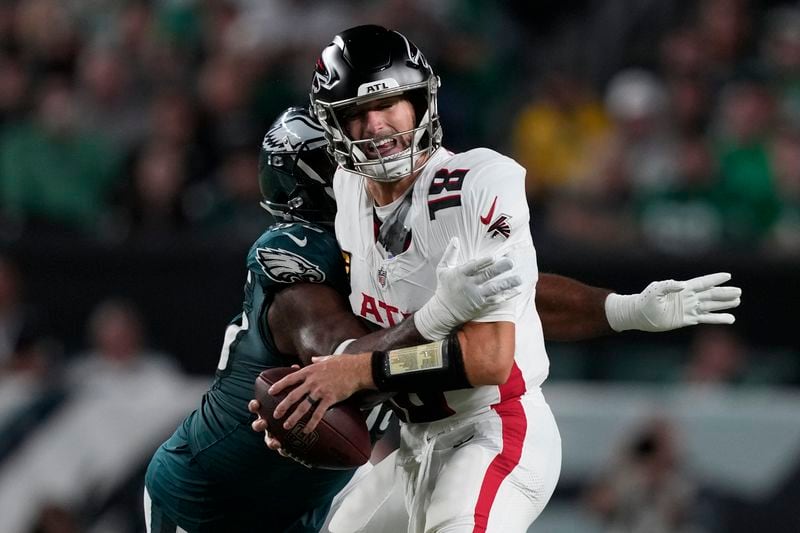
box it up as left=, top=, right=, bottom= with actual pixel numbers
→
left=253, top=367, right=371, bottom=470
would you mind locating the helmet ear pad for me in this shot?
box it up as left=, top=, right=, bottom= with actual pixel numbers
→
left=405, top=88, right=434, bottom=150
left=406, top=89, right=428, bottom=129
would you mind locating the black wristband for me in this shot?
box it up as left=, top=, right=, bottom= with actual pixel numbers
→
left=370, top=332, right=472, bottom=393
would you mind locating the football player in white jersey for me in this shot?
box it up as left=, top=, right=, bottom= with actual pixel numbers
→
left=267, top=26, right=741, bottom=532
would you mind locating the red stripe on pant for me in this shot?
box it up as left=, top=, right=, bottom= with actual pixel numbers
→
left=472, top=366, right=528, bottom=532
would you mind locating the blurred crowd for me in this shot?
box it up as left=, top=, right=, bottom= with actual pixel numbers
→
left=0, top=0, right=795, bottom=255
left=514, top=0, right=800, bottom=257
left=0, top=252, right=206, bottom=533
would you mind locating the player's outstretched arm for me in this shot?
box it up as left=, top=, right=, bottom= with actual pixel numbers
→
left=536, top=274, right=614, bottom=341
left=535, top=272, right=742, bottom=340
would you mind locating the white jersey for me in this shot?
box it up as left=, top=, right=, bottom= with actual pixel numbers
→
left=334, top=147, right=549, bottom=423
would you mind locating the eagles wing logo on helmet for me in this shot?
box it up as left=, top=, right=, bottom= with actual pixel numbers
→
left=262, top=112, right=326, bottom=152
left=262, top=127, right=286, bottom=150
left=256, top=247, right=326, bottom=283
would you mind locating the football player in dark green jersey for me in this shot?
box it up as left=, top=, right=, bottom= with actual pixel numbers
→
left=143, top=107, right=522, bottom=533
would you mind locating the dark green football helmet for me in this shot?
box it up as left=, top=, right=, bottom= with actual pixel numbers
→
left=258, top=107, right=338, bottom=226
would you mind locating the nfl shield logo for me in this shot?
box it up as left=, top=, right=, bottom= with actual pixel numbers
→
left=377, top=266, right=387, bottom=288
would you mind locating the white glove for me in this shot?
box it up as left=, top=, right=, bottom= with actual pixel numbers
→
left=414, top=237, right=522, bottom=340
left=604, top=272, right=742, bottom=332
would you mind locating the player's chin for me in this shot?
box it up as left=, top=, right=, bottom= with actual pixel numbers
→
left=352, top=390, right=396, bottom=410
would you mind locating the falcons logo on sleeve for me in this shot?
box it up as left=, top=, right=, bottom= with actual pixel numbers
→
left=256, top=247, right=326, bottom=283
left=487, top=214, right=512, bottom=239
left=480, top=196, right=512, bottom=239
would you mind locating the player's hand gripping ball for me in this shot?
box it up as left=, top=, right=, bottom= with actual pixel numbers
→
left=254, top=367, right=371, bottom=469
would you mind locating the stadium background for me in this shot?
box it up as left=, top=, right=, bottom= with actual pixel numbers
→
left=0, top=0, right=798, bottom=531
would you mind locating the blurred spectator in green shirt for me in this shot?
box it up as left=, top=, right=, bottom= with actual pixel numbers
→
left=711, top=79, right=781, bottom=244
left=0, top=76, right=121, bottom=234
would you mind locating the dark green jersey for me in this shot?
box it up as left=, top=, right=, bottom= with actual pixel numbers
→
left=145, top=222, right=354, bottom=533
left=193, top=221, right=349, bottom=448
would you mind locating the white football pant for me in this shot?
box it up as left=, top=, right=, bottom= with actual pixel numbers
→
left=328, top=391, right=561, bottom=533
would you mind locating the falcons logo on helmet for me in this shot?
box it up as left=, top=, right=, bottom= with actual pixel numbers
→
left=256, top=247, right=326, bottom=283
left=311, top=54, right=341, bottom=94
